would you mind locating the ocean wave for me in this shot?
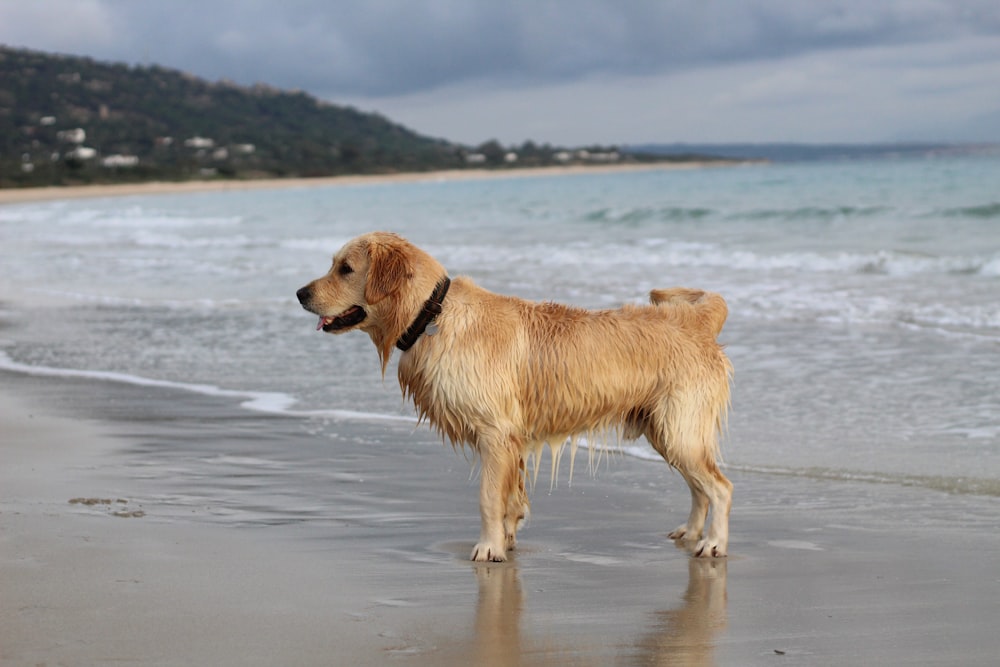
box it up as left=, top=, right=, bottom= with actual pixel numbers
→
left=982, top=256, right=1000, bottom=276
left=470, top=240, right=998, bottom=278
left=38, top=230, right=262, bottom=250
left=0, top=205, right=60, bottom=223
left=580, top=204, right=893, bottom=225
left=0, top=351, right=295, bottom=413
left=738, top=286, right=1000, bottom=338
left=938, top=202, right=1000, bottom=219
left=0, top=350, right=417, bottom=425
left=279, top=237, right=351, bottom=252
left=734, top=205, right=890, bottom=222
left=582, top=206, right=713, bottom=224
left=26, top=289, right=275, bottom=310
left=904, top=303, right=1000, bottom=332
left=2, top=203, right=241, bottom=238
left=61, top=206, right=242, bottom=229
left=298, top=408, right=417, bottom=423
left=689, top=247, right=998, bottom=277
left=129, top=231, right=261, bottom=249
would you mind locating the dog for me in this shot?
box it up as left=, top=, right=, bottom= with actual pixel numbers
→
left=297, top=232, right=733, bottom=561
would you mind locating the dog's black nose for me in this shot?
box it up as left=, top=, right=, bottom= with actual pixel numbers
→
left=296, top=286, right=312, bottom=305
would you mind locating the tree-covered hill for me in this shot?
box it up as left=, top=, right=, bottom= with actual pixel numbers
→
left=1, top=45, right=472, bottom=186
left=1, top=45, right=677, bottom=188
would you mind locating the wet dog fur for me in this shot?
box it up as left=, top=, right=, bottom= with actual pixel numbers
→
left=297, top=232, right=733, bottom=561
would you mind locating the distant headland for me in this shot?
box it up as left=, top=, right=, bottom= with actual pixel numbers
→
left=0, top=45, right=733, bottom=192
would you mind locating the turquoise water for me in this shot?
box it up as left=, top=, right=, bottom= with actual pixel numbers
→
left=2, top=155, right=998, bottom=494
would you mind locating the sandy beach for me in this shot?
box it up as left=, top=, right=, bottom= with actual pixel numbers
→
left=0, top=162, right=722, bottom=206
left=3, top=370, right=999, bottom=666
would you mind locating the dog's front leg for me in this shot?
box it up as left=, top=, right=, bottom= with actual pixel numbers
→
left=471, top=432, right=520, bottom=563
left=503, top=457, right=529, bottom=551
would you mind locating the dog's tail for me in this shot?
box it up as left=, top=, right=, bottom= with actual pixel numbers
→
left=650, top=287, right=729, bottom=338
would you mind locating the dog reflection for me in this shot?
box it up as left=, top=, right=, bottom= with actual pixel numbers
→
left=634, top=558, right=728, bottom=666
left=461, top=557, right=727, bottom=665
left=470, top=564, right=524, bottom=666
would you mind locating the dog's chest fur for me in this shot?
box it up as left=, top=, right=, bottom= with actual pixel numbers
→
left=396, top=308, right=517, bottom=448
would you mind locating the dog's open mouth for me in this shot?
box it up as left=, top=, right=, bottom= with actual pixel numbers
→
left=317, top=305, right=367, bottom=332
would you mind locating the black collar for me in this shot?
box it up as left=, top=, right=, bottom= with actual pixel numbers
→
left=396, top=276, right=450, bottom=351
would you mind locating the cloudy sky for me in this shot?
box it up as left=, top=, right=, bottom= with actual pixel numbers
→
left=3, top=0, right=1000, bottom=146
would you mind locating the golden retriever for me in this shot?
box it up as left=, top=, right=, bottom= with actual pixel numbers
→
left=297, top=232, right=733, bottom=561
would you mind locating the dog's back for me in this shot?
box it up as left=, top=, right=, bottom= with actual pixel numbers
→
left=511, top=291, right=730, bottom=441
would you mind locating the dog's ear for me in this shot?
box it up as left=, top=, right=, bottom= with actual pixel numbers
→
left=365, top=240, right=411, bottom=305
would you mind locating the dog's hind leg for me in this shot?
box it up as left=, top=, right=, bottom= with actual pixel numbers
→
left=668, top=469, right=710, bottom=542
left=471, top=431, right=521, bottom=562
left=671, top=465, right=732, bottom=557
left=688, top=464, right=732, bottom=558
left=646, top=403, right=732, bottom=558
left=645, top=425, right=708, bottom=543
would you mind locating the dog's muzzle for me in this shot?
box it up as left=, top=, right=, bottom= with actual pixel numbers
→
left=296, top=285, right=367, bottom=332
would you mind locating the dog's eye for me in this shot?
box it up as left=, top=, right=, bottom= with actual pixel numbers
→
left=338, top=263, right=354, bottom=276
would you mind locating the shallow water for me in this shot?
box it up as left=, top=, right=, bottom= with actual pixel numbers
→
left=2, top=155, right=998, bottom=495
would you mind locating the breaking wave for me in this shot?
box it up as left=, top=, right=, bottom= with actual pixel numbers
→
left=0, top=351, right=415, bottom=424
left=458, top=239, right=1000, bottom=278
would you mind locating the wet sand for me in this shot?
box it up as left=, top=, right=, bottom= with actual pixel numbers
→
left=2, top=371, right=999, bottom=666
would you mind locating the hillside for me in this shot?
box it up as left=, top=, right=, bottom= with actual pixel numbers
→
left=0, top=45, right=475, bottom=187
left=1, top=45, right=679, bottom=189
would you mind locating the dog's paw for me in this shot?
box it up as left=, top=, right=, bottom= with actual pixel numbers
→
left=471, top=541, right=507, bottom=563
left=693, top=539, right=727, bottom=558
left=668, top=524, right=701, bottom=541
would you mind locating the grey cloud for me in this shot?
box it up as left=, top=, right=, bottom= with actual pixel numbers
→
left=4, top=0, right=998, bottom=98
left=3, top=0, right=999, bottom=143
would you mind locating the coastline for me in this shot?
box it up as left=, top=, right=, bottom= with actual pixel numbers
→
left=3, top=369, right=1000, bottom=666
left=0, top=161, right=724, bottom=205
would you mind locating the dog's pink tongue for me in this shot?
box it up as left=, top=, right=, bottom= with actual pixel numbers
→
left=316, top=316, right=325, bottom=331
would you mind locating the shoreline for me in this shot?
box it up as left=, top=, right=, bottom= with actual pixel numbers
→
left=0, top=161, right=729, bottom=205
left=3, top=368, right=1000, bottom=665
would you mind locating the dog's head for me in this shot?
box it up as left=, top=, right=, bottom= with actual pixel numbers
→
left=296, top=232, right=446, bottom=369
left=296, top=232, right=411, bottom=335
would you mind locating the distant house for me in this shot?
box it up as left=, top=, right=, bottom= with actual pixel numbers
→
left=184, top=136, right=215, bottom=149
left=39, top=116, right=57, bottom=126
left=101, top=154, right=139, bottom=168
left=586, top=151, right=620, bottom=163
left=504, top=152, right=518, bottom=163
left=464, top=153, right=487, bottom=164
left=67, top=146, right=97, bottom=160
left=57, top=128, right=86, bottom=143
